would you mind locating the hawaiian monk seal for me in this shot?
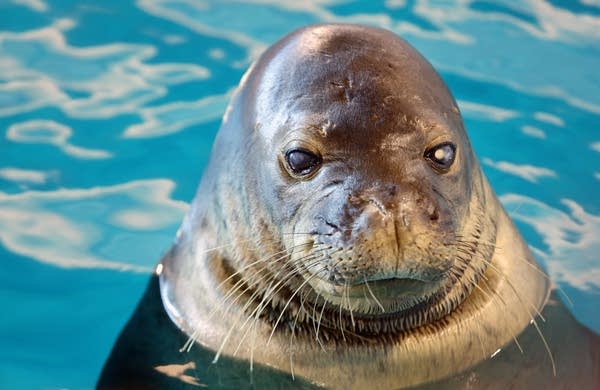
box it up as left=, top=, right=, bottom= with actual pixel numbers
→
left=98, top=24, right=599, bottom=389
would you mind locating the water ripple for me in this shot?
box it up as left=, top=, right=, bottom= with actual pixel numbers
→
left=7, top=119, right=112, bottom=159
left=0, top=179, right=187, bottom=271
left=0, top=18, right=210, bottom=119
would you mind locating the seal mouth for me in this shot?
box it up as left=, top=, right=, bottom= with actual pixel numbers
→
left=314, top=277, right=431, bottom=298
left=306, top=275, right=446, bottom=317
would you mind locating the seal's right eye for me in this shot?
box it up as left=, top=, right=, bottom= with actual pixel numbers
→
left=285, top=148, right=322, bottom=177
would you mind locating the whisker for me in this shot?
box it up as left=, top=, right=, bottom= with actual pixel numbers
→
left=266, top=259, right=336, bottom=346
left=288, top=289, right=308, bottom=380
left=477, top=276, right=524, bottom=354
left=363, top=276, right=385, bottom=313
left=344, top=282, right=356, bottom=330
left=475, top=254, right=556, bottom=375
left=181, top=243, right=293, bottom=352
left=210, top=243, right=330, bottom=323
left=530, top=318, right=556, bottom=376
left=215, top=242, right=314, bottom=292
left=210, top=249, right=327, bottom=362
left=455, top=237, right=564, bottom=306
left=281, top=231, right=320, bottom=236
left=221, top=256, right=326, bottom=362
left=245, top=253, right=323, bottom=373
left=264, top=248, right=345, bottom=348
left=481, top=256, right=546, bottom=322
left=338, top=288, right=347, bottom=342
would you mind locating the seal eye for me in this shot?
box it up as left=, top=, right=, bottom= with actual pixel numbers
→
left=285, top=148, right=322, bottom=177
left=425, top=142, right=456, bottom=171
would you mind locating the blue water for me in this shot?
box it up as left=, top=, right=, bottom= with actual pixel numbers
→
left=0, top=1, right=598, bottom=389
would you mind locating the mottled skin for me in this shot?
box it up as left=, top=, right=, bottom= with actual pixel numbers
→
left=98, top=25, right=599, bottom=389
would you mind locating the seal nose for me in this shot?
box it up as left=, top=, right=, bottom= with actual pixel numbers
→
left=311, top=181, right=449, bottom=284
left=349, top=183, right=442, bottom=232
left=347, top=183, right=398, bottom=214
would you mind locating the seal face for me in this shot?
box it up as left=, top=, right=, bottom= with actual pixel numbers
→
left=158, top=24, right=550, bottom=388
left=253, top=25, right=493, bottom=335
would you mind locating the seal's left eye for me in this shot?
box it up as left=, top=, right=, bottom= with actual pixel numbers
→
left=285, top=149, right=322, bottom=177
left=425, top=142, right=456, bottom=171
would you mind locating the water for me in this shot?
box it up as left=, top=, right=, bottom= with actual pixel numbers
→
left=0, top=1, right=598, bottom=389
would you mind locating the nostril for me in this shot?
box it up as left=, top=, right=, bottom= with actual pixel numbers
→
left=325, top=220, right=339, bottom=230
left=386, top=184, right=398, bottom=197
left=429, top=209, right=439, bottom=222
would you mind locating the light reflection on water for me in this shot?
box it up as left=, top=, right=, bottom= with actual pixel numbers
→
left=0, top=0, right=598, bottom=388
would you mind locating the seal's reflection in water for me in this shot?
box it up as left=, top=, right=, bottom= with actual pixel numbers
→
left=98, top=24, right=599, bottom=389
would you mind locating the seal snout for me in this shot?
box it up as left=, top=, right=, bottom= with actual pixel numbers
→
left=305, top=182, right=453, bottom=291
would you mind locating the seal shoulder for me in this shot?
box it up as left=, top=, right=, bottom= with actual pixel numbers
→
left=97, top=276, right=323, bottom=389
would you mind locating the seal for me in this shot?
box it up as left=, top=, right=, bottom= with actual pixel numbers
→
left=98, top=24, right=599, bottom=389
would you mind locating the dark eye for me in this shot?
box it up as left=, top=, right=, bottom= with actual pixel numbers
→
left=285, top=148, right=322, bottom=177
left=424, top=142, right=456, bottom=171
